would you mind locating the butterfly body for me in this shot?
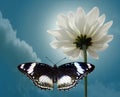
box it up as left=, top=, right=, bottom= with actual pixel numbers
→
left=18, top=62, right=95, bottom=90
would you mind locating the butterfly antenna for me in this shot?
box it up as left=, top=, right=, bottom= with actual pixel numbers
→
left=55, top=57, right=66, bottom=65
left=45, top=57, right=55, bottom=64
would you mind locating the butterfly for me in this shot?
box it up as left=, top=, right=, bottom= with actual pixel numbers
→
left=18, top=62, right=95, bottom=90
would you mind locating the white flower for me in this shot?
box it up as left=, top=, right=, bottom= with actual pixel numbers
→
left=48, top=7, right=113, bottom=60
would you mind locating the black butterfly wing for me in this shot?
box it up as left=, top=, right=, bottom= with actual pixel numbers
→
left=18, top=62, right=54, bottom=90
left=73, top=62, right=95, bottom=79
left=57, top=62, right=95, bottom=90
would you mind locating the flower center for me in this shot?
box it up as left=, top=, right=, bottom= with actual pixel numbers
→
left=73, top=34, right=92, bottom=49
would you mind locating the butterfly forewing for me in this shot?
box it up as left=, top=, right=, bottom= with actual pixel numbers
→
left=18, top=62, right=54, bottom=90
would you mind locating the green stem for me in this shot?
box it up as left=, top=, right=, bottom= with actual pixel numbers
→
left=83, top=45, right=87, bottom=97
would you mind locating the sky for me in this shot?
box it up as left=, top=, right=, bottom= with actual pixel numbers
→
left=0, top=0, right=120, bottom=97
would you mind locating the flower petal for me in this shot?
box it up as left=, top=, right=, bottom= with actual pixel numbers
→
left=50, top=40, right=62, bottom=49
left=50, top=40, right=75, bottom=49
left=83, top=7, right=99, bottom=35
left=80, top=50, right=84, bottom=59
left=86, top=7, right=99, bottom=26
left=67, top=12, right=75, bottom=30
left=90, top=44, right=109, bottom=51
left=93, top=35, right=113, bottom=44
left=88, top=14, right=106, bottom=37
left=97, top=14, right=106, bottom=27
left=92, top=21, right=113, bottom=41
left=86, top=21, right=99, bottom=37
left=47, top=30, right=61, bottom=38
left=63, top=48, right=81, bottom=59
left=56, top=14, right=68, bottom=29
left=87, top=47, right=99, bottom=59
left=67, top=12, right=80, bottom=37
left=100, top=21, right=113, bottom=34
left=48, top=29, right=75, bottom=41
left=75, top=7, right=86, bottom=35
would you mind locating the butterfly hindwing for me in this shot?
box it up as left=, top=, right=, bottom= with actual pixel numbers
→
left=18, top=62, right=54, bottom=90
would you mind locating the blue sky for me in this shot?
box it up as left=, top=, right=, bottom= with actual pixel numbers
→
left=0, top=0, right=120, bottom=97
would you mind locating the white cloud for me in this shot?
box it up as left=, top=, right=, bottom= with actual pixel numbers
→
left=0, top=11, right=41, bottom=65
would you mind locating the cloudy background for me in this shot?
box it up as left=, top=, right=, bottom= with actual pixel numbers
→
left=0, top=0, right=120, bottom=97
